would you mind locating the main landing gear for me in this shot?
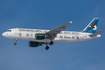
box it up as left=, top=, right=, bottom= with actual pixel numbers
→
left=45, top=41, right=54, bottom=50
left=45, top=45, right=49, bottom=50
left=50, top=41, right=54, bottom=45
left=14, top=39, right=17, bottom=45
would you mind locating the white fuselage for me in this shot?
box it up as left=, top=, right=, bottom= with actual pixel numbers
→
left=2, top=28, right=101, bottom=43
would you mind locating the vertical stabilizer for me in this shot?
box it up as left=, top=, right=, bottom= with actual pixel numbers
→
left=82, top=18, right=99, bottom=33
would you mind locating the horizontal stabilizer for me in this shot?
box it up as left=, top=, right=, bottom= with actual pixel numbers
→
left=89, top=31, right=102, bottom=37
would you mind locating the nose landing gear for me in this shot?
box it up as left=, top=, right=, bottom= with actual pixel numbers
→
left=14, top=39, right=17, bottom=45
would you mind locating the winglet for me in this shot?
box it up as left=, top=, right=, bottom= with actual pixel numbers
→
left=89, top=31, right=102, bottom=37
left=70, top=21, right=72, bottom=24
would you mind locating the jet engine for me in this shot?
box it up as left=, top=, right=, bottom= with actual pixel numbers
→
left=29, top=41, right=42, bottom=47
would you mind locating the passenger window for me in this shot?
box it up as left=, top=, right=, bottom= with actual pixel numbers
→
left=76, top=36, right=79, bottom=39
left=60, top=36, right=63, bottom=38
left=64, top=36, right=71, bottom=39
left=26, top=34, right=29, bottom=36
left=31, top=34, right=33, bottom=36
left=19, top=33, right=22, bottom=36
left=72, top=36, right=75, bottom=39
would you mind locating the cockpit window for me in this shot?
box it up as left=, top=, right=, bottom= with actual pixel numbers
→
left=7, top=30, right=11, bottom=32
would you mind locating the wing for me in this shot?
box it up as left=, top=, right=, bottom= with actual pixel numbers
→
left=45, top=21, right=72, bottom=40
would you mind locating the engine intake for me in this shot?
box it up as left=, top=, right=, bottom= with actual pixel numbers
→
left=29, top=41, right=42, bottom=47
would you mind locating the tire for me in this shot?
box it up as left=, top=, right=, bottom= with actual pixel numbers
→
left=50, top=41, right=54, bottom=45
left=14, top=43, right=17, bottom=45
left=45, top=46, right=49, bottom=50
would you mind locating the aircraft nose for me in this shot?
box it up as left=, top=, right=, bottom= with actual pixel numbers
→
left=2, top=32, right=6, bottom=37
left=2, top=33, right=5, bottom=37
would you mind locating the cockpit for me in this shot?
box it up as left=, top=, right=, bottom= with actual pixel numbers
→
left=7, top=30, right=12, bottom=32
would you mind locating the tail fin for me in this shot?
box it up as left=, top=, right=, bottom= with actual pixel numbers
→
left=82, top=18, right=99, bottom=33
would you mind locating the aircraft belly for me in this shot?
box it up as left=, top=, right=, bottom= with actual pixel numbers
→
left=53, top=39, right=80, bottom=42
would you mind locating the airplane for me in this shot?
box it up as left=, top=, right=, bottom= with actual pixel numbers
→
left=2, top=18, right=102, bottom=50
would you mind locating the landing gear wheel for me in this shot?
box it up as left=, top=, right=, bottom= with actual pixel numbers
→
left=14, top=42, right=17, bottom=45
left=45, top=46, right=49, bottom=50
left=14, top=39, right=17, bottom=45
left=50, top=41, right=54, bottom=45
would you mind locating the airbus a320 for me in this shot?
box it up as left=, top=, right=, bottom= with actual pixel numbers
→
left=2, top=18, right=102, bottom=50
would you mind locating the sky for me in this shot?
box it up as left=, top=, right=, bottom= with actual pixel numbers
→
left=0, top=0, right=105, bottom=70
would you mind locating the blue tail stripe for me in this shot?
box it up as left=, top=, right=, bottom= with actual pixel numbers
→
left=82, top=18, right=99, bottom=33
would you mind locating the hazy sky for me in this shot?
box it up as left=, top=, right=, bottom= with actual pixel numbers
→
left=0, top=0, right=105, bottom=70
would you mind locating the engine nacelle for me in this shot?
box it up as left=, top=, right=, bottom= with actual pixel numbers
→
left=29, top=41, right=42, bottom=47
left=35, top=33, right=45, bottom=40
